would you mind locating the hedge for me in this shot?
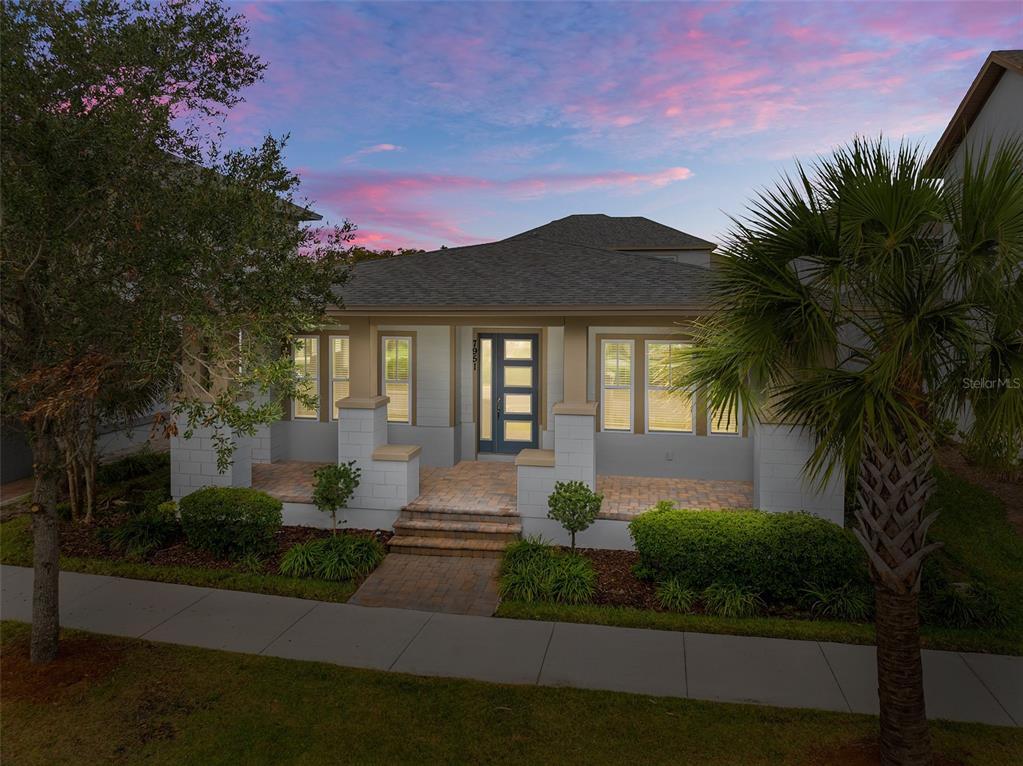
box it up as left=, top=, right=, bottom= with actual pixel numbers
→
left=628, top=508, right=868, bottom=603
left=178, top=487, right=283, bottom=560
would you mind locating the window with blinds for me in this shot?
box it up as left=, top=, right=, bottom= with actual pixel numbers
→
left=382, top=336, right=412, bottom=423
left=293, top=336, right=319, bottom=419
left=646, top=341, right=693, bottom=432
left=710, top=401, right=740, bottom=434
left=601, top=340, right=633, bottom=431
left=330, top=336, right=350, bottom=420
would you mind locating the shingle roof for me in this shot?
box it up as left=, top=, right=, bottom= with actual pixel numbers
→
left=924, top=50, right=1023, bottom=175
left=336, top=236, right=711, bottom=309
left=507, top=214, right=716, bottom=250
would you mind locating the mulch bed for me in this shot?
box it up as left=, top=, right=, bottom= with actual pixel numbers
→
left=58, top=517, right=392, bottom=576
left=576, top=547, right=660, bottom=610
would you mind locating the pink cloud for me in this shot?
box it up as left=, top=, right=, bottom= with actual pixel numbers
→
left=343, top=143, right=405, bottom=162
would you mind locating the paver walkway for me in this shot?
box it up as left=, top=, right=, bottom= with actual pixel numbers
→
left=1, top=565, right=1019, bottom=726
left=349, top=554, right=500, bottom=616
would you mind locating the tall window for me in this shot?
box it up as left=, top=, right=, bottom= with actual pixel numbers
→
left=710, top=401, right=740, bottom=435
left=382, top=336, right=412, bottom=423
left=646, top=341, right=693, bottom=432
left=293, top=336, right=319, bottom=419
left=330, top=336, right=350, bottom=419
left=601, top=340, right=633, bottom=432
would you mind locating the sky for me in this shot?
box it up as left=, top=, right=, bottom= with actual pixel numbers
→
left=222, top=1, right=1022, bottom=251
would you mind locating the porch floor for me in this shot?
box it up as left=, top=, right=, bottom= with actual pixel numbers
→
left=252, top=460, right=753, bottom=518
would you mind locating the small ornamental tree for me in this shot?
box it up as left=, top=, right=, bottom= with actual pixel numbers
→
left=547, top=480, right=603, bottom=551
left=312, top=461, right=362, bottom=534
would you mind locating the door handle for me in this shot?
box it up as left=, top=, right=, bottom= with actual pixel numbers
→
left=497, top=395, right=502, bottom=417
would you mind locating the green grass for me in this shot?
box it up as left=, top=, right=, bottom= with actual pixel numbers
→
left=0, top=515, right=356, bottom=603
left=2, top=622, right=1019, bottom=766
left=499, top=469, right=1023, bottom=655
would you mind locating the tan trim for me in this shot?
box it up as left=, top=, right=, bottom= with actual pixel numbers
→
left=448, top=326, right=457, bottom=428
left=515, top=448, right=555, bottom=467
left=552, top=401, right=599, bottom=416
left=348, top=317, right=374, bottom=399
left=539, top=327, right=548, bottom=430
left=694, top=390, right=708, bottom=436
left=372, top=444, right=421, bottom=462
left=563, top=317, right=588, bottom=404
left=379, top=331, right=417, bottom=425
left=328, top=307, right=711, bottom=320
left=338, top=395, right=389, bottom=410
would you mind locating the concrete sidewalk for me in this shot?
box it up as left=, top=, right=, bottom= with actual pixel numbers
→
left=1, top=565, right=1019, bottom=726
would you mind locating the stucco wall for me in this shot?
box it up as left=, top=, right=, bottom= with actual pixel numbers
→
left=752, top=424, right=844, bottom=524
left=946, top=69, right=1023, bottom=180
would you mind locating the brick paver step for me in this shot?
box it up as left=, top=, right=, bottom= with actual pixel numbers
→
left=393, top=518, right=521, bottom=541
left=401, top=506, right=519, bottom=524
left=388, top=535, right=510, bottom=558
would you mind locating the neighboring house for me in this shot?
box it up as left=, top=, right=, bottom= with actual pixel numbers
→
left=171, top=214, right=845, bottom=549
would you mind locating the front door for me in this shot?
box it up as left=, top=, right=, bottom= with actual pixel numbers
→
left=477, top=333, right=540, bottom=454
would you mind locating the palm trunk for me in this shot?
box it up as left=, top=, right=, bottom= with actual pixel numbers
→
left=30, top=420, right=63, bottom=664
left=875, top=587, right=931, bottom=764
left=854, top=435, right=941, bottom=766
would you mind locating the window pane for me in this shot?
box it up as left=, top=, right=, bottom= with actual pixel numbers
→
left=711, top=403, right=739, bottom=434
left=294, top=378, right=319, bottom=419
left=504, top=339, right=532, bottom=360
left=504, top=421, right=532, bottom=442
left=332, top=380, right=350, bottom=414
left=603, top=342, right=631, bottom=386
left=504, top=366, right=532, bottom=387
left=480, top=339, right=492, bottom=440
left=648, top=389, right=693, bottom=432
left=385, top=338, right=410, bottom=381
left=332, top=337, right=349, bottom=378
left=505, top=393, right=531, bottom=414
left=385, top=382, right=410, bottom=423
left=294, top=337, right=319, bottom=377
left=647, top=342, right=671, bottom=386
left=603, top=388, right=632, bottom=431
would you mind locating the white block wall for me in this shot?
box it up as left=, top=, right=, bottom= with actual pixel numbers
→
left=337, top=404, right=420, bottom=512
left=517, top=464, right=558, bottom=519
left=553, top=413, right=596, bottom=488
left=250, top=424, right=271, bottom=464
left=752, top=424, right=845, bottom=524
left=170, top=418, right=252, bottom=500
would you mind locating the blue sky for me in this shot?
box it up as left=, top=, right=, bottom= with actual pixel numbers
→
left=223, top=1, right=1022, bottom=250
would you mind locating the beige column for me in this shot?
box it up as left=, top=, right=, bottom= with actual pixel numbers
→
left=347, top=316, right=378, bottom=401
left=562, top=316, right=589, bottom=405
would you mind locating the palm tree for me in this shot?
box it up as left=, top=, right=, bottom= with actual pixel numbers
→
left=682, top=137, right=1023, bottom=766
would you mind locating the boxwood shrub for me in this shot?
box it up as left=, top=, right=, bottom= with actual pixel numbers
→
left=629, top=508, right=868, bottom=603
left=178, top=487, right=283, bottom=560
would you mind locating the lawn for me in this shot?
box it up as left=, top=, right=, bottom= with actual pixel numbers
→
left=498, top=469, right=1023, bottom=655
left=2, top=622, right=1020, bottom=766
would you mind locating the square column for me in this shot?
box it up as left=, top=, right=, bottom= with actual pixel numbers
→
left=552, top=402, right=598, bottom=489
left=170, top=415, right=252, bottom=500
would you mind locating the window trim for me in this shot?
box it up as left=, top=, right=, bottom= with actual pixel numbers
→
left=292, top=335, right=320, bottom=420
left=329, top=334, right=350, bottom=421
left=644, top=339, right=695, bottom=434
left=380, top=334, right=415, bottom=425
left=600, top=338, right=635, bottom=433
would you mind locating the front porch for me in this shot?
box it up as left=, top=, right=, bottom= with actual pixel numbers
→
left=252, top=459, right=753, bottom=520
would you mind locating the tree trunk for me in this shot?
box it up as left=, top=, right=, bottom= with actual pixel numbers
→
left=875, top=587, right=931, bottom=765
left=30, top=420, right=63, bottom=664
left=854, top=435, right=941, bottom=766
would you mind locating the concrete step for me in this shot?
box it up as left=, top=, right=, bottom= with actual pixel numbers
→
left=393, top=517, right=521, bottom=542
left=388, top=535, right=510, bottom=558
left=401, top=506, right=518, bottom=525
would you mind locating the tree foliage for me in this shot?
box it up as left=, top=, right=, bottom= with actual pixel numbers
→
left=312, top=461, right=362, bottom=533
left=547, top=480, right=603, bottom=551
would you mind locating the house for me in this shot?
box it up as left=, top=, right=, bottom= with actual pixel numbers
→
left=171, top=213, right=844, bottom=550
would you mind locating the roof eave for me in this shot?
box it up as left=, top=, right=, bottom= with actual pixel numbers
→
left=327, top=303, right=711, bottom=317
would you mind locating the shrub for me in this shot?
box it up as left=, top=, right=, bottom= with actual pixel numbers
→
left=178, top=487, right=282, bottom=560
left=656, top=578, right=697, bottom=613
left=499, top=541, right=596, bottom=604
left=629, top=508, right=868, bottom=603
left=702, top=583, right=764, bottom=618
left=547, top=480, right=603, bottom=551
left=97, top=451, right=171, bottom=484
left=277, top=535, right=385, bottom=582
left=922, top=576, right=1008, bottom=629
left=235, top=552, right=266, bottom=574
left=101, top=505, right=179, bottom=558
left=312, top=461, right=362, bottom=533
left=802, top=581, right=873, bottom=621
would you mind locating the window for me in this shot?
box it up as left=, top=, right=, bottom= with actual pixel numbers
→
left=292, top=336, right=319, bottom=419
left=330, top=336, right=350, bottom=419
left=601, top=340, right=633, bottom=432
left=710, top=401, right=740, bottom=435
left=382, top=336, right=412, bottom=423
left=646, top=341, right=693, bottom=432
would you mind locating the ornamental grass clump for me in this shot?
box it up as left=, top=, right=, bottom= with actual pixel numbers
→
left=278, top=535, right=384, bottom=582
left=701, top=583, right=765, bottom=619
left=499, top=538, right=595, bottom=605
